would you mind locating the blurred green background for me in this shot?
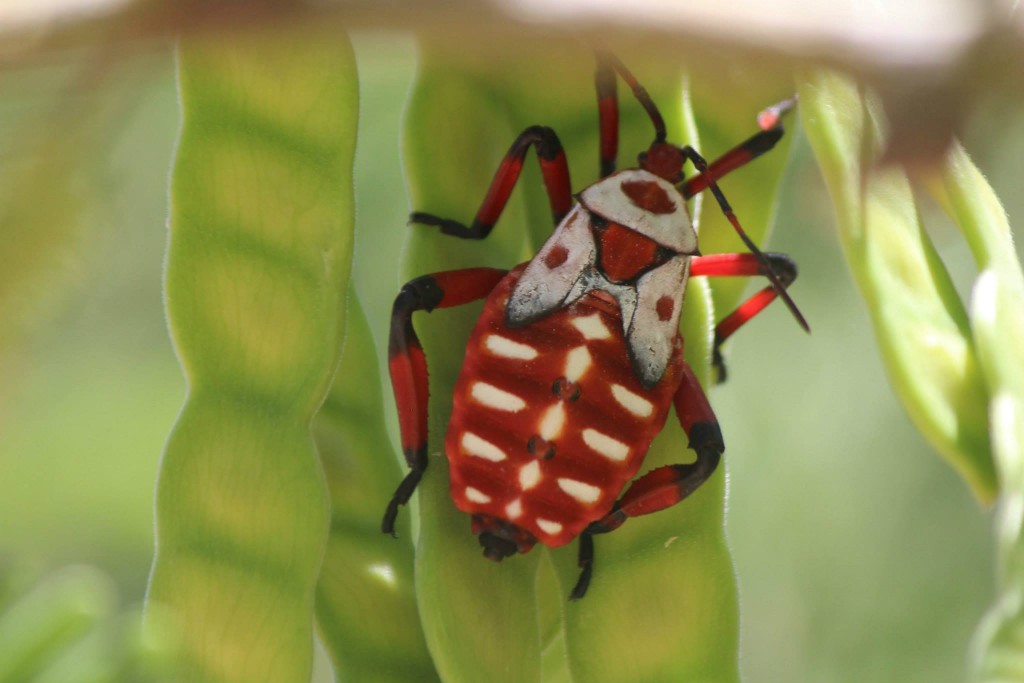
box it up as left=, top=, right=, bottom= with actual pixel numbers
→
left=1, top=31, right=1022, bottom=681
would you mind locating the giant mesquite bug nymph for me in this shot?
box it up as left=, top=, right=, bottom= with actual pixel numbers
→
left=383, top=52, right=809, bottom=600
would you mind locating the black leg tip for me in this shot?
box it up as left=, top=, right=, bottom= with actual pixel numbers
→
left=381, top=505, right=399, bottom=538
left=569, top=571, right=591, bottom=601
left=409, top=211, right=440, bottom=226
left=712, top=346, right=728, bottom=384
left=382, top=469, right=426, bottom=538
left=408, top=211, right=488, bottom=240
left=381, top=495, right=406, bottom=538
left=569, top=533, right=595, bottom=600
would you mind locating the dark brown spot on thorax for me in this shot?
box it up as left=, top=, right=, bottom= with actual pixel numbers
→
left=621, top=179, right=677, bottom=215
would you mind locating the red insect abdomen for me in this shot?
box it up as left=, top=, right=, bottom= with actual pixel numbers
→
left=445, top=265, right=685, bottom=547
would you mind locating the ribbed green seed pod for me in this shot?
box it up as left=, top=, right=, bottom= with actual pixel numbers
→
left=147, top=27, right=357, bottom=683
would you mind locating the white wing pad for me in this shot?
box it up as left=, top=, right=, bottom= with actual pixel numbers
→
left=506, top=206, right=597, bottom=326
left=624, top=256, right=690, bottom=387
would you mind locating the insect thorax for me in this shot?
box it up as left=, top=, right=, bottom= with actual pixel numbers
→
left=507, top=169, right=694, bottom=387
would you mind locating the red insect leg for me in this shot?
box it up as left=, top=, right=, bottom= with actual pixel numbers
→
left=679, top=127, right=784, bottom=199
left=680, top=95, right=795, bottom=198
left=679, top=145, right=809, bottom=334
left=570, top=362, right=723, bottom=599
left=690, top=252, right=799, bottom=381
left=382, top=267, right=508, bottom=536
left=411, top=126, right=572, bottom=240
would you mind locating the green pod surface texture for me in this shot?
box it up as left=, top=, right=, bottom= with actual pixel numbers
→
left=314, top=293, right=439, bottom=683
left=147, top=28, right=357, bottom=683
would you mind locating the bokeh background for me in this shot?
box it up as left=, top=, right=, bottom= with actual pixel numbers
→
left=2, top=30, right=1022, bottom=681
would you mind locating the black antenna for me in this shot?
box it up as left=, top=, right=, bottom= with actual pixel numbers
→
left=597, top=51, right=667, bottom=143
left=679, top=145, right=810, bottom=333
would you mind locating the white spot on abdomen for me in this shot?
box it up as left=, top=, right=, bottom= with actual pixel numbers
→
left=538, top=403, right=566, bottom=440
left=460, top=432, right=507, bottom=462
left=564, top=346, right=592, bottom=382
left=505, top=498, right=523, bottom=519
left=519, top=461, right=542, bottom=490
left=471, top=382, right=526, bottom=412
left=571, top=313, right=611, bottom=340
left=610, top=384, right=654, bottom=418
left=536, top=518, right=563, bottom=535
left=485, top=335, right=538, bottom=360
left=465, top=487, right=492, bottom=504
left=557, top=477, right=601, bottom=504
left=582, top=428, right=630, bottom=462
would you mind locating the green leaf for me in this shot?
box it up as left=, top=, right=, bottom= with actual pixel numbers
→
left=0, top=55, right=162, bottom=353
left=146, top=27, right=357, bottom=683
left=0, top=566, right=113, bottom=683
left=931, top=145, right=1024, bottom=681
left=0, top=565, right=181, bottom=683
left=798, top=71, right=996, bottom=502
left=314, top=293, right=439, bottom=682
left=397, top=44, right=764, bottom=683
left=29, top=605, right=182, bottom=683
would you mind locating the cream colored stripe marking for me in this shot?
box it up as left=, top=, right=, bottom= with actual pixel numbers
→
left=610, top=383, right=654, bottom=418
left=582, top=428, right=630, bottom=462
left=571, top=313, right=611, bottom=340
left=485, top=334, right=538, bottom=360
left=557, top=477, right=602, bottom=504
left=538, top=403, right=566, bottom=440
left=536, top=518, right=563, bottom=535
left=519, top=461, right=541, bottom=490
left=464, top=487, right=492, bottom=504
left=505, top=498, right=523, bottom=519
left=471, top=382, right=527, bottom=412
left=564, top=346, right=592, bottom=382
left=460, top=432, right=507, bottom=462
